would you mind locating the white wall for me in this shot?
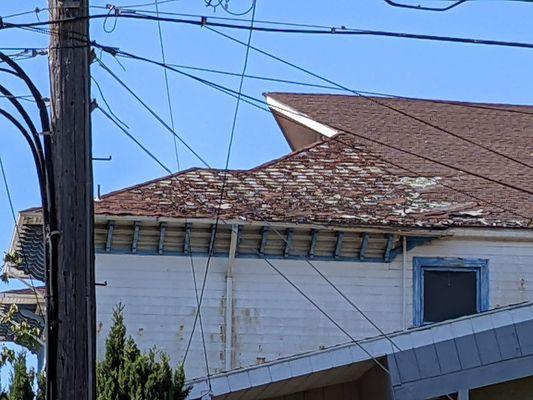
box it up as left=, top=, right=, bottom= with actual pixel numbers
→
left=94, top=233, right=533, bottom=380
left=95, top=254, right=227, bottom=379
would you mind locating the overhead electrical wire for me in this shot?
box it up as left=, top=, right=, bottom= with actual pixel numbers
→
left=96, top=105, right=173, bottom=175
left=1, top=7, right=49, bottom=20
left=206, top=27, right=533, bottom=171
left=154, top=0, right=181, bottom=171
left=91, top=76, right=129, bottom=129
left=93, top=54, right=533, bottom=223
left=90, top=99, right=411, bottom=393
left=11, top=14, right=533, bottom=119
left=4, top=32, right=533, bottom=119
left=95, top=57, right=212, bottom=168
left=92, top=42, right=533, bottom=197
left=181, top=252, right=209, bottom=377
left=5, top=12, right=533, bottom=51
left=384, top=0, right=469, bottom=11
left=164, top=62, right=533, bottom=116
left=95, top=45, right=533, bottom=222
left=8, top=33, right=533, bottom=119
left=91, top=4, right=333, bottom=28
left=182, top=2, right=257, bottom=393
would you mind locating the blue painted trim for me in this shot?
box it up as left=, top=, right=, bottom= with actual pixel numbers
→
left=389, top=236, right=436, bottom=261
left=95, top=248, right=391, bottom=263
left=359, top=233, right=369, bottom=260
left=105, top=221, right=114, bottom=252
left=208, top=223, right=216, bottom=255
left=235, top=225, right=243, bottom=257
left=334, top=232, right=344, bottom=259
left=184, top=222, right=192, bottom=254
left=131, top=221, right=141, bottom=253
left=284, top=229, right=293, bottom=258
left=413, top=257, right=489, bottom=326
left=259, top=226, right=269, bottom=255
left=384, top=234, right=395, bottom=262
left=308, top=229, right=318, bottom=258
left=158, top=222, right=167, bottom=255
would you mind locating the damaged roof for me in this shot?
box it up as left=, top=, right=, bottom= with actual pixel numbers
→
left=96, top=93, right=533, bottom=229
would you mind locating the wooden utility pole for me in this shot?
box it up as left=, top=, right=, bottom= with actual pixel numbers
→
left=48, top=0, right=96, bottom=398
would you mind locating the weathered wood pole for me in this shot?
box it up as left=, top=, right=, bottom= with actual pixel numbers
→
left=48, top=0, right=96, bottom=398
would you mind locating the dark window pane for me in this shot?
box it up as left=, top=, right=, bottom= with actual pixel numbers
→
left=423, top=270, right=477, bottom=323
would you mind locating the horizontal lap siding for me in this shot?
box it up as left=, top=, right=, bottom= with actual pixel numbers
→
left=232, top=258, right=403, bottom=369
left=94, top=234, right=533, bottom=380
left=410, top=238, right=533, bottom=315
left=95, top=254, right=226, bottom=379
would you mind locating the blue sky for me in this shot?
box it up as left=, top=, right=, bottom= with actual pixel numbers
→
left=1, top=0, right=533, bottom=384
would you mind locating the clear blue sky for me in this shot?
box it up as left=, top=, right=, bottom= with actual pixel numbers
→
left=1, top=0, right=533, bottom=384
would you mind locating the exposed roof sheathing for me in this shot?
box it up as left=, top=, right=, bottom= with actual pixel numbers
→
left=96, top=94, right=533, bottom=228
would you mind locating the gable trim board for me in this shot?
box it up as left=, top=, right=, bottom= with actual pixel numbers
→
left=186, top=301, right=533, bottom=400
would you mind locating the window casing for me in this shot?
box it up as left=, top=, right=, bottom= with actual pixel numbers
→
left=413, top=257, right=489, bottom=326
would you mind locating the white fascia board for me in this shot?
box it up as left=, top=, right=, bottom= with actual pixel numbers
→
left=265, top=96, right=338, bottom=138
left=446, top=228, right=533, bottom=241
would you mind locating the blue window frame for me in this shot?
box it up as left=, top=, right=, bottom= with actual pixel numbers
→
left=413, top=257, right=489, bottom=326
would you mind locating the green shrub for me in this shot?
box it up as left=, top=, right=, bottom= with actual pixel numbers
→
left=96, top=304, right=190, bottom=400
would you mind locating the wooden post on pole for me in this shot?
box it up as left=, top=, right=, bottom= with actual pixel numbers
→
left=48, top=0, right=96, bottom=398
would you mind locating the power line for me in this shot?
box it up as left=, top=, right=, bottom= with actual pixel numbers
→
left=6, top=12, right=533, bottom=51
left=106, top=48, right=533, bottom=222
left=165, top=62, right=533, bottom=116
left=207, top=27, right=533, bottom=171
left=96, top=105, right=173, bottom=175
left=0, top=155, right=17, bottom=224
left=182, top=253, right=211, bottom=389
left=95, top=57, right=212, bottom=168
left=154, top=0, right=180, bottom=171
left=103, top=0, right=183, bottom=9
left=10, top=29, right=533, bottom=119
left=384, top=0, right=469, bottom=11
left=91, top=76, right=129, bottom=129
left=92, top=4, right=332, bottom=28
left=12, top=21, right=533, bottom=119
left=38, top=22, right=533, bottom=178
left=33, top=28, right=532, bottom=203
left=258, top=255, right=396, bottom=375
left=1, top=7, right=49, bottom=20
left=182, top=2, right=257, bottom=392
left=257, top=251, right=453, bottom=399
left=98, top=42, right=533, bottom=198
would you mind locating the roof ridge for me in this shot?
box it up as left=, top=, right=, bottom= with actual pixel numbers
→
left=266, top=92, right=533, bottom=109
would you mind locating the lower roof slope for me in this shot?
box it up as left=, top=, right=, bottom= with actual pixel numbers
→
left=96, top=125, right=531, bottom=228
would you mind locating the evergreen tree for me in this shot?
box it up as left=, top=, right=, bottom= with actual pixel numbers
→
left=8, top=352, right=34, bottom=400
left=97, top=305, right=190, bottom=400
left=97, top=303, right=128, bottom=400
left=35, top=373, right=45, bottom=400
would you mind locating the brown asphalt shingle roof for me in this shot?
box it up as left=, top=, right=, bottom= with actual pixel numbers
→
left=96, top=94, right=533, bottom=229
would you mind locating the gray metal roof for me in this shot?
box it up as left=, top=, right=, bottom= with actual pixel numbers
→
left=187, top=301, right=533, bottom=400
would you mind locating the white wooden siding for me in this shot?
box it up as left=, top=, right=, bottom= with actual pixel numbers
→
left=94, top=234, right=533, bottom=380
